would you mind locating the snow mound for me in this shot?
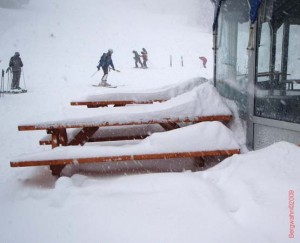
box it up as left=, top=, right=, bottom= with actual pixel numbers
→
left=200, top=141, right=300, bottom=243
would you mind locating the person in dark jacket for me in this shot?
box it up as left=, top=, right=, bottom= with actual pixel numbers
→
left=141, top=48, right=148, bottom=68
left=132, top=50, right=142, bottom=68
left=97, top=49, right=115, bottom=87
left=9, top=52, right=23, bottom=89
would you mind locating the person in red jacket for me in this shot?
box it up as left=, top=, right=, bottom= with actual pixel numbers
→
left=199, top=56, right=207, bottom=68
left=141, top=48, right=148, bottom=68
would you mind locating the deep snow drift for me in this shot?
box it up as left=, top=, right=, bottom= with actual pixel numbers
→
left=0, top=1, right=299, bottom=243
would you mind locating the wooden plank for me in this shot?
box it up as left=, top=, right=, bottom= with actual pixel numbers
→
left=18, top=115, right=232, bottom=131
left=70, top=100, right=165, bottom=108
left=39, top=139, right=51, bottom=145
left=88, top=135, right=149, bottom=142
left=40, top=135, right=150, bottom=145
left=10, top=149, right=240, bottom=167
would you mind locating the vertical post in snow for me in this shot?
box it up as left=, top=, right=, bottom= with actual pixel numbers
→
left=7, top=70, right=10, bottom=91
left=181, top=56, right=184, bottom=67
left=0, top=69, right=4, bottom=97
left=170, top=55, right=172, bottom=67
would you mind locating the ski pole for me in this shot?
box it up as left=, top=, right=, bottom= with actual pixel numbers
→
left=7, top=69, right=10, bottom=91
left=22, top=68, right=27, bottom=90
left=90, top=69, right=99, bottom=78
left=109, top=67, right=120, bottom=72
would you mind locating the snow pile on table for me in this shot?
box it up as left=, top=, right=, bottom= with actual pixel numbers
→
left=19, top=82, right=231, bottom=128
left=75, top=77, right=208, bottom=102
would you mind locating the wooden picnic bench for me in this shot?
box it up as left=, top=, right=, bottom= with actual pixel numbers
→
left=11, top=121, right=240, bottom=176
left=11, top=83, right=235, bottom=177
left=18, top=115, right=232, bottom=148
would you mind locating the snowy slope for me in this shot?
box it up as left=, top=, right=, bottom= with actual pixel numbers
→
left=0, top=1, right=300, bottom=243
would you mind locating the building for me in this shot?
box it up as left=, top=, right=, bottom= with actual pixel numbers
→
left=212, top=0, right=300, bottom=149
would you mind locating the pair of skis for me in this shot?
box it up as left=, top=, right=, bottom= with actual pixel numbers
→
left=92, top=84, right=118, bottom=88
left=2, top=89, right=27, bottom=94
left=90, top=68, right=121, bottom=88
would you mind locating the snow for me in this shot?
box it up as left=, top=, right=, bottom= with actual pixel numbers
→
left=0, top=1, right=300, bottom=243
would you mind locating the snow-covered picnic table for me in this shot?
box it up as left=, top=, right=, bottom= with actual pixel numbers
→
left=12, top=83, right=237, bottom=176
left=70, top=77, right=207, bottom=107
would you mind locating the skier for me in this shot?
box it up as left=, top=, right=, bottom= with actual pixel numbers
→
left=8, top=52, right=23, bottom=89
left=132, top=50, right=142, bottom=68
left=97, top=49, right=115, bottom=87
left=141, top=48, right=148, bottom=68
left=199, top=56, right=207, bottom=68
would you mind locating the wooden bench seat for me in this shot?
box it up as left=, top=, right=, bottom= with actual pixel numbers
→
left=11, top=122, right=240, bottom=176
left=39, top=125, right=166, bottom=145
left=39, top=134, right=150, bottom=145
left=11, top=149, right=240, bottom=176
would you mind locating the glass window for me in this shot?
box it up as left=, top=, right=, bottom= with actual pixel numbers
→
left=257, top=23, right=271, bottom=75
left=215, top=0, right=250, bottom=117
left=256, top=23, right=271, bottom=90
left=255, top=4, right=300, bottom=124
left=287, top=25, right=300, bottom=86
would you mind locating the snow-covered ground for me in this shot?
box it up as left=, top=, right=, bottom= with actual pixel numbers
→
left=0, top=1, right=299, bottom=243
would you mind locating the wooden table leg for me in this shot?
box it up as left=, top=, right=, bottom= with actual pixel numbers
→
left=194, top=157, right=205, bottom=168
left=68, top=127, right=99, bottom=145
left=50, top=165, right=66, bottom=176
left=47, top=129, right=68, bottom=176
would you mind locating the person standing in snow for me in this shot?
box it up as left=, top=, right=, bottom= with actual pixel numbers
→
left=132, top=50, right=142, bottom=68
left=199, top=56, right=207, bottom=68
left=8, top=52, right=23, bottom=89
left=141, top=48, right=148, bottom=68
left=97, top=49, right=115, bottom=87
